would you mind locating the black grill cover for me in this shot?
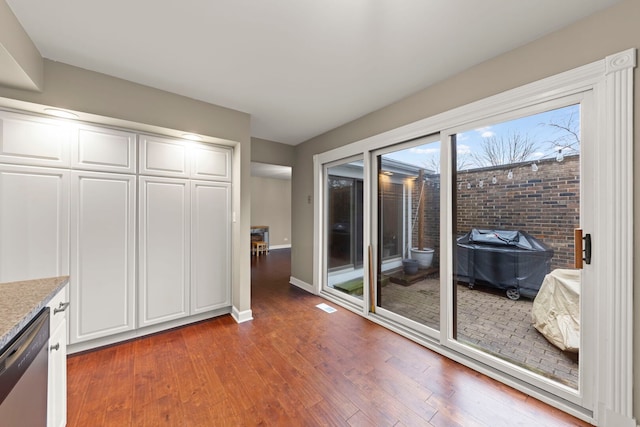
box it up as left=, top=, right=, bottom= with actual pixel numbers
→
left=456, top=229, right=554, bottom=297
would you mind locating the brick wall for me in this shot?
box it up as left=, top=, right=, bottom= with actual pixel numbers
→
left=411, top=155, right=580, bottom=270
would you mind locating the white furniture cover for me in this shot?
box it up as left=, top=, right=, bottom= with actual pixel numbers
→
left=532, top=269, right=580, bottom=352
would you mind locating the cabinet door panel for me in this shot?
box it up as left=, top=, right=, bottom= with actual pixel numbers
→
left=73, top=126, right=136, bottom=173
left=0, top=165, right=69, bottom=282
left=139, top=135, right=189, bottom=178
left=191, top=181, right=231, bottom=313
left=47, top=285, right=67, bottom=427
left=70, top=171, right=136, bottom=343
left=139, top=177, right=190, bottom=326
left=0, top=111, right=72, bottom=168
left=192, top=144, right=231, bottom=181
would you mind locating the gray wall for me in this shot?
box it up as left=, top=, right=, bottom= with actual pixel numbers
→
left=290, top=0, right=640, bottom=417
left=250, top=176, right=292, bottom=248
left=251, top=137, right=295, bottom=167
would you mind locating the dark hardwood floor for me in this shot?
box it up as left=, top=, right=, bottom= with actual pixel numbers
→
left=67, top=248, right=591, bottom=426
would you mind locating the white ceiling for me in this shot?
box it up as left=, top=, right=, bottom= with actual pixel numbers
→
left=6, top=0, right=621, bottom=145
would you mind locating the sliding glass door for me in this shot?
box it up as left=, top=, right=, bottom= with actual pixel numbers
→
left=323, top=158, right=364, bottom=303
left=374, top=136, right=441, bottom=333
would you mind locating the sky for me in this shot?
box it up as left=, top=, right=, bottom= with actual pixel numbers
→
left=384, top=103, right=580, bottom=171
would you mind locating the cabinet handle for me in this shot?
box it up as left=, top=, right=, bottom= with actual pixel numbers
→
left=50, top=343, right=60, bottom=351
left=54, top=302, right=69, bottom=314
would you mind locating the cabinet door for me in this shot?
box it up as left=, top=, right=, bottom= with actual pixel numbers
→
left=47, top=286, right=68, bottom=427
left=191, top=143, right=232, bottom=181
left=191, top=181, right=231, bottom=314
left=139, top=176, right=190, bottom=327
left=0, top=110, right=72, bottom=168
left=0, top=165, right=69, bottom=282
left=139, top=135, right=189, bottom=178
left=70, top=171, right=136, bottom=343
left=73, top=125, right=136, bottom=173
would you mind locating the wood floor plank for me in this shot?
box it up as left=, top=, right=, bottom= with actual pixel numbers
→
left=66, top=248, right=592, bottom=426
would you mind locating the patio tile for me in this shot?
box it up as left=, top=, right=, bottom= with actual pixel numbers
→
left=379, top=276, right=579, bottom=388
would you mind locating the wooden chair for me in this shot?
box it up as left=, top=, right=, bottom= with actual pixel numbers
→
left=252, top=240, right=268, bottom=256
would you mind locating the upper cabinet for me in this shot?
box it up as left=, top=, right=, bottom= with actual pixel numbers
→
left=72, top=125, right=136, bottom=173
left=139, top=135, right=189, bottom=178
left=191, top=143, right=231, bottom=181
left=140, top=134, right=231, bottom=181
left=0, top=111, right=72, bottom=168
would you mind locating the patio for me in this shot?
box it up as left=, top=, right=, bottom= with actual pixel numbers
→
left=379, top=273, right=579, bottom=388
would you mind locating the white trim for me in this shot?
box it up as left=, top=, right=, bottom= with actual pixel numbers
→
left=268, top=244, right=291, bottom=250
left=289, top=276, right=316, bottom=294
left=231, top=306, right=253, bottom=323
left=593, top=48, right=636, bottom=425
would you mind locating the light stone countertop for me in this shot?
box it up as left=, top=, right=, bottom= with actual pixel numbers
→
left=0, top=276, right=69, bottom=349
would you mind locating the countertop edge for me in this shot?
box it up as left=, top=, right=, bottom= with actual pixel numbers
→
left=0, top=276, right=69, bottom=350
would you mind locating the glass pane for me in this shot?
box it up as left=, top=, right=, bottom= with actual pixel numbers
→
left=453, top=104, right=580, bottom=389
left=377, top=141, right=440, bottom=330
left=326, top=161, right=364, bottom=300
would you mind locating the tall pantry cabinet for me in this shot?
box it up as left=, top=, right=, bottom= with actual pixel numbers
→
left=0, top=110, right=233, bottom=351
left=138, top=135, right=231, bottom=327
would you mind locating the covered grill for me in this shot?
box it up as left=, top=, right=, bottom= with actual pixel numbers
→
left=456, top=229, right=554, bottom=300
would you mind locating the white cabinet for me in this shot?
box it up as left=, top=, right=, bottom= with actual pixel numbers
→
left=139, top=177, right=232, bottom=326
left=0, top=165, right=69, bottom=282
left=73, top=125, right=136, bottom=173
left=69, top=171, right=136, bottom=343
left=0, top=111, right=72, bottom=168
left=139, top=135, right=189, bottom=178
left=191, top=181, right=231, bottom=313
left=140, top=134, right=232, bottom=181
left=139, top=176, right=190, bottom=327
left=48, top=285, right=69, bottom=427
left=191, top=143, right=231, bottom=182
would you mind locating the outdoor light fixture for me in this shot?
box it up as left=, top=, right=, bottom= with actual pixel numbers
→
left=556, top=149, right=564, bottom=162
left=492, top=176, right=497, bottom=184
left=507, top=170, right=514, bottom=179
left=479, top=180, right=484, bottom=188
left=467, top=182, right=471, bottom=189
left=531, top=162, right=539, bottom=172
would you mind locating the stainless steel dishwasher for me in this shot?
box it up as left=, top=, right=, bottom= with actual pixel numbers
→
left=0, top=307, right=50, bottom=427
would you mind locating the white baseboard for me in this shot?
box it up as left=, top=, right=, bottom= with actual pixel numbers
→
left=269, top=244, right=291, bottom=250
left=232, top=306, right=253, bottom=323
left=290, top=276, right=316, bottom=294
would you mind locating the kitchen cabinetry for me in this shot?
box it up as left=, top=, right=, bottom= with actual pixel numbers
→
left=191, top=181, right=231, bottom=313
left=0, top=164, right=69, bottom=282
left=139, top=176, right=190, bottom=327
left=0, top=110, right=72, bottom=168
left=72, top=125, right=136, bottom=173
left=69, top=171, right=136, bottom=343
left=48, top=284, right=69, bottom=427
left=0, top=109, right=233, bottom=352
left=139, top=134, right=231, bottom=181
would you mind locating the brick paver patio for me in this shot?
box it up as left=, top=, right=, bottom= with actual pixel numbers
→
left=379, top=274, right=579, bottom=388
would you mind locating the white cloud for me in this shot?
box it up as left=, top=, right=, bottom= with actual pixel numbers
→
left=457, top=144, right=472, bottom=155
left=475, top=126, right=495, bottom=138
left=410, top=147, right=439, bottom=155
